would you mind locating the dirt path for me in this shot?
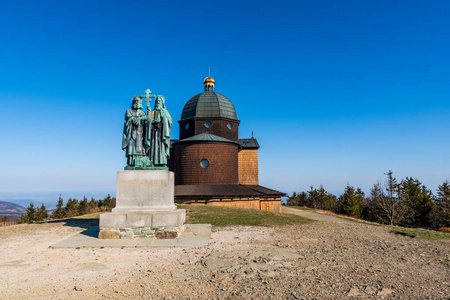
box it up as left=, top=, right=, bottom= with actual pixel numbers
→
left=0, top=210, right=449, bottom=299
left=282, top=206, right=349, bottom=223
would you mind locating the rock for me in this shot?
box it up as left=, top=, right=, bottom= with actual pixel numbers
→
left=364, top=286, right=376, bottom=294
left=377, top=288, right=394, bottom=297
left=123, top=231, right=134, bottom=239
left=304, top=266, right=317, bottom=272
left=155, top=230, right=166, bottom=239
left=155, top=230, right=177, bottom=239
left=347, top=288, right=362, bottom=297
left=98, top=230, right=121, bottom=239
left=165, top=231, right=178, bottom=239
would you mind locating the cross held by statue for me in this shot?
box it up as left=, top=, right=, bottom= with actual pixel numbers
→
left=142, top=89, right=156, bottom=113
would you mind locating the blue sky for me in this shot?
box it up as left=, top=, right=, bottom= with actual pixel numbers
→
left=0, top=0, right=449, bottom=206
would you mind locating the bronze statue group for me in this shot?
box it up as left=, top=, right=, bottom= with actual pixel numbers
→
left=122, top=94, right=172, bottom=170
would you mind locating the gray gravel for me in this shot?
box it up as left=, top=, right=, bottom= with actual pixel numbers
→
left=0, top=208, right=449, bottom=299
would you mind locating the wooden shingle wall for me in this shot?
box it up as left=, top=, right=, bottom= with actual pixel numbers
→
left=238, top=149, right=259, bottom=185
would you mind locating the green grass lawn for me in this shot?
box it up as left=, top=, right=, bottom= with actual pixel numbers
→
left=288, top=206, right=317, bottom=212
left=73, top=212, right=102, bottom=219
left=178, top=204, right=311, bottom=227
left=390, top=227, right=450, bottom=240
left=48, top=206, right=310, bottom=228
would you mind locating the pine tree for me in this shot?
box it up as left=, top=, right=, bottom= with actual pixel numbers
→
left=297, top=191, right=308, bottom=207
left=401, top=177, right=435, bottom=226
left=307, top=186, right=319, bottom=209
left=287, top=192, right=298, bottom=206
left=36, top=204, right=47, bottom=221
left=53, top=195, right=64, bottom=219
left=368, top=182, right=386, bottom=222
left=1, top=216, right=9, bottom=224
left=433, top=180, right=450, bottom=228
left=78, top=197, right=88, bottom=215
left=109, top=196, right=116, bottom=210
left=20, top=203, right=37, bottom=223
left=338, top=184, right=362, bottom=218
left=64, top=198, right=79, bottom=218
left=88, top=197, right=97, bottom=211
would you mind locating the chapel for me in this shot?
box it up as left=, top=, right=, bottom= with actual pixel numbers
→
left=168, top=77, right=284, bottom=212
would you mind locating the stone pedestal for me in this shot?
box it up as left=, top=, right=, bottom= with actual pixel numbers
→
left=99, top=170, right=185, bottom=239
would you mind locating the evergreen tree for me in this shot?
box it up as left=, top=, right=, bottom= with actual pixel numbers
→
left=368, top=182, right=386, bottom=222
left=26, top=202, right=36, bottom=222
left=1, top=216, right=9, bottom=224
left=109, top=196, right=116, bottom=210
left=19, top=202, right=37, bottom=223
left=287, top=191, right=308, bottom=206
left=401, top=177, right=435, bottom=227
left=101, top=194, right=116, bottom=210
left=78, top=197, right=88, bottom=215
left=314, top=185, right=337, bottom=212
left=35, top=204, right=47, bottom=221
left=287, top=192, right=298, bottom=206
left=53, top=195, right=64, bottom=219
left=64, top=198, right=79, bottom=218
left=433, top=180, right=450, bottom=228
left=88, top=197, right=97, bottom=211
left=307, top=186, right=319, bottom=209
left=338, top=184, right=362, bottom=218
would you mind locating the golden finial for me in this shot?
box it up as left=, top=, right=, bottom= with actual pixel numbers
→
left=203, top=76, right=215, bottom=91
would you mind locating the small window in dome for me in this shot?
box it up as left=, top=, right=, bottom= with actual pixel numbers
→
left=227, top=123, right=233, bottom=130
left=204, top=121, right=211, bottom=128
left=185, top=123, right=190, bottom=130
left=200, top=159, right=209, bottom=168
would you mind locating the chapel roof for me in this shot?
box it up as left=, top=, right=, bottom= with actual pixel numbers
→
left=175, top=184, right=286, bottom=198
left=174, top=132, right=238, bottom=145
left=237, top=138, right=260, bottom=149
left=180, top=78, right=238, bottom=120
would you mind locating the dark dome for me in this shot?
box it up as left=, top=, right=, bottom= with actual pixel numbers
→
left=181, top=91, right=238, bottom=120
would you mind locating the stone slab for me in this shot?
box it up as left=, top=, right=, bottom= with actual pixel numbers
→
left=113, top=170, right=175, bottom=212
left=176, top=237, right=210, bottom=247
left=99, top=209, right=185, bottom=229
left=99, top=213, right=127, bottom=228
left=185, top=224, right=212, bottom=236
left=50, top=225, right=211, bottom=249
left=152, top=210, right=186, bottom=227
left=147, top=239, right=177, bottom=247
left=86, top=239, right=140, bottom=248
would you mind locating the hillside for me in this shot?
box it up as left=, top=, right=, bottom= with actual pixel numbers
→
left=0, top=201, right=26, bottom=214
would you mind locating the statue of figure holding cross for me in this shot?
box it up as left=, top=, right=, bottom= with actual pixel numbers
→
left=122, top=95, right=151, bottom=169
left=122, top=89, right=171, bottom=170
left=149, top=95, right=172, bottom=167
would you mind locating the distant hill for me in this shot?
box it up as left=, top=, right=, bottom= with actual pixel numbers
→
left=0, top=201, right=26, bottom=214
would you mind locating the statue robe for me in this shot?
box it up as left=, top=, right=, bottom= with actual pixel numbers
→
left=122, top=109, right=148, bottom=165
left=149, top=109, right=172, bottom=166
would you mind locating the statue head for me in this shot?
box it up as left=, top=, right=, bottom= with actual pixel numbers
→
left=155, top=95, right=165, bottom=111
left=131, top=95, right=143, bottom=109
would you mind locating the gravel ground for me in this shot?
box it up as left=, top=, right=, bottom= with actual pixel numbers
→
left=0, top=208, right=449, bottom=299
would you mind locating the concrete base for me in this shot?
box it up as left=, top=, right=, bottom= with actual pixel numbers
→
left=100, top=209, right=185, bottom=228
left=50, top=224, right=211, bottom=248
left=99, top=170, right=185, bottom=239
left=114, top=170, right=176, bottom=212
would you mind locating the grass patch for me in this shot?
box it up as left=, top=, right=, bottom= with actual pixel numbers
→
left=72, top=213, right=101, bottom=220
left=288, top=206, right=316, bottom=212
left=391, top=227, right=450, bottom=240
left=178, top=204, right=310, bottom=227
left=337, top=216, right=382, bottom=226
